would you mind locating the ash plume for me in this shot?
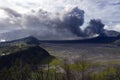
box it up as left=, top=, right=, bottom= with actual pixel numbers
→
left=84, top=19, right=120, bottom=37
left=22, top=7, right=85, bottom=37
left=0, top=6, right=119, bottom=40
left=62, top=7, right=85, bottom=36
left=84, top=19, right=105, bottom=37
left=0, top=7, right=85, bottom=40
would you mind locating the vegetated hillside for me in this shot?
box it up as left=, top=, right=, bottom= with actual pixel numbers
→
left=0, top=46, right=54, bottom=69
left=0, top=36, right=40, bottom=55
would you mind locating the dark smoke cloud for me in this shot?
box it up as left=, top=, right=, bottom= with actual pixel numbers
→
left=1, top=7, right=119, bottom=41
left=84, top=19, right=105, bottom=37
left=0, top=7, right=85, bottom=40
left=22, top=7, right=85, bottom=37
left=62, top=7, right=84, bottom=36
left=84, top=19, right=120, bottom=37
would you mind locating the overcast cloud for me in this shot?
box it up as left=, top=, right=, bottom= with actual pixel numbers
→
left=0, top=0, right=120, bottom=39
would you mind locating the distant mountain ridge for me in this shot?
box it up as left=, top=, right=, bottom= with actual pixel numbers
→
left=0, top=30, right=120, bottom=45
left=0, top=29, right=120, bottom=41
left=0, top=35, right=120, bottom=46
left=6, top=36, right=40, bottom=44
left=39, top=35, right=120, bottom=44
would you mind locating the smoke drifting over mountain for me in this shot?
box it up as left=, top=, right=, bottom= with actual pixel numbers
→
left=22, top=7, right=85, bottom=37
left=85, top=19, right=105, bottom=37
left=0, top=6, right=119, bottom=40
left=0, top=6, right=86, bottom=39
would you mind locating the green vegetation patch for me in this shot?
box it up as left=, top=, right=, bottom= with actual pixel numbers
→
left=40, top=56, right=62, bottom=66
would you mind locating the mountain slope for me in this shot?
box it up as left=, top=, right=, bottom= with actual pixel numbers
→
left=0, top=46, right=53, bottom=69
left=0, top=32, right=120, bottom=46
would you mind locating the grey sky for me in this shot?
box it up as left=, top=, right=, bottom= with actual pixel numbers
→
left=0, top=0, right=120, bottom=33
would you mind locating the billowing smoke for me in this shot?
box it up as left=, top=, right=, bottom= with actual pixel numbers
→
left=0, top=6, right=119, bottom=41
left=0, top=6, right=85, bottom=40
left=84, top=19, right=120, bottom=37
left=22, top=7, right=85, bottom=37
left=84, top=19, right=105, bottom=37
left=62, top=7, right=84, bottom=36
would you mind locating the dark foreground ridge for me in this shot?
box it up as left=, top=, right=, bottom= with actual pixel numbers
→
left=0, top=46, right=52, bottom=69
